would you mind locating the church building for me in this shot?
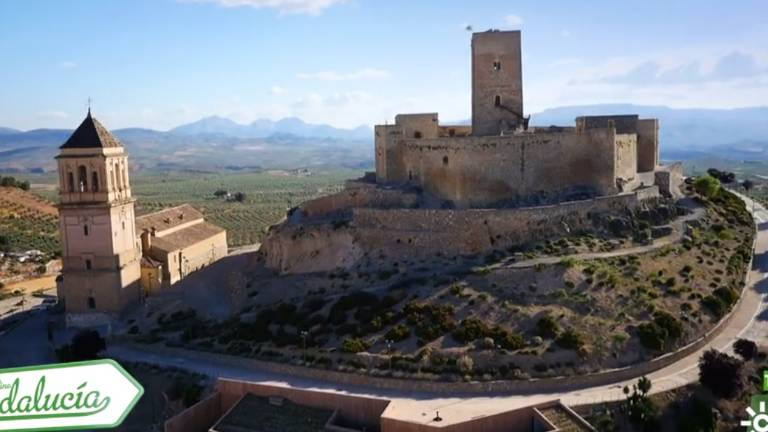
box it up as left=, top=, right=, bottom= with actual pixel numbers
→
left=55, top=111, right=227, bottom=326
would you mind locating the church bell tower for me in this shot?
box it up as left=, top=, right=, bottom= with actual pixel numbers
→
left=55, top=110, right=142, bottom=325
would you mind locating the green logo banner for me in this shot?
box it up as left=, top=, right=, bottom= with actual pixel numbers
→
left=0, top=360, right=143, bottom=431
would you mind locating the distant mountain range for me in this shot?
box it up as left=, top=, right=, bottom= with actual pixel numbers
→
left=170, top=116, right=371, bottom=140
left=1, top=105, right=767, bottom=172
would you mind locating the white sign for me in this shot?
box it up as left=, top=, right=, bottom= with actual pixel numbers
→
left=0, top=359, right=143, bottom=431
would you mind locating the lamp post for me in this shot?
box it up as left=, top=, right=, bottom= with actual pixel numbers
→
left=385, top=339, right=394, bottom=370
left=300, top=330, right=308, bottom=363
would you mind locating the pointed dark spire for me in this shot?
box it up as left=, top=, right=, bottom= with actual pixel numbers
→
left=60, top=111, right=123, bottom=149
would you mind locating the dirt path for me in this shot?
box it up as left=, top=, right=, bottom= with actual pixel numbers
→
left=497, top=204, right=706, bottom=269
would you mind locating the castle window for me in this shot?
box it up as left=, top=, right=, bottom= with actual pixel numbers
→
left=414, top=131, right=422, bottom=139
left=91, top=172, right=99, bottom=192
left=85, top=259, right=92, bottom=270
left=443, top=156, right=449, bottom=166
left=87, top=296, right=96, bottom=309
left=493, top=60, right=501, bottom=71
left=78, top=165, right=88, bottom=192
left=408, top=170, right=413, bottom=180
left=494, top=95, right=501, bottom=107
left=84, top=225, right=89, bottom=236
left=67, top=172, right=75, bottom=192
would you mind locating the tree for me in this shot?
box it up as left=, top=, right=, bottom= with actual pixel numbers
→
left=742, top=179, right=755, bottom=192
left=213, top=189, right=228, bottom=197
left=698, top=349, right=744, bottom=399
left=733, top=338, right=758, bottom=361
left=706, top=168, right=735, bottom=184
left=622, top=376, right=657, bottom=429
left=233, top=192, right=246, bottom=203
left=56, top=330, right=106, bottom=362
left=693, top=175, right=721, bottom=199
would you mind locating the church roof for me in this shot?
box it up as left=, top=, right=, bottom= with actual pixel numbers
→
left=60, top=111, right=123, bottom=149
left=135, top=204, right=206, bottom=235
left=149, top=221, right=226, bottom=253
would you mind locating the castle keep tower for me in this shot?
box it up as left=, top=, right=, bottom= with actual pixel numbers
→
left=471, top=30, right=524, bottom=136
left=56, top=111, right=142, bottom=325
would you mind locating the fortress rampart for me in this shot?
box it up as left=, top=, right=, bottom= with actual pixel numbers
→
left=376, top=113, right=659, bottom=209
left=262, top=188, right=659, bottom=273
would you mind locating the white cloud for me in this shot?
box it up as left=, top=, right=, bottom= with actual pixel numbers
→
left=57, top=61, right=77, bottom=69
left=292, top=91, right=372, bottom=108
left=36, top=110, right=69, bottom=119
left=296, top=68, right=390, bottom=81
left=180, top=0, right=345, bottom=15
left=525, top=49, right=768, bottom=113
left=270, top=85, right=285, bottom=95
left=503, top=14, right=523, bottom=28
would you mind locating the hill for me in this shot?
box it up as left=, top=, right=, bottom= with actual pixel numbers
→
left=0, top=186, right=59, bottom=256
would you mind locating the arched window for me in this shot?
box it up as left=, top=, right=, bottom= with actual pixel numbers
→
left=494, top=95, right=501, bottom=107
left=111, top=169, right=117, bottom=191
left=87, top=296, right=96, bottom=309
left=78, top=165, right=87, bottom=192
left=91, top=171, right=99, bottom=192
left=67, top=172, right=75, bottom=192
left=116, top=166, right=123, bottom=191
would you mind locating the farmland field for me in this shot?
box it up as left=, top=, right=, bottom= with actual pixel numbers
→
left=12, top=169, right=362, bottom=248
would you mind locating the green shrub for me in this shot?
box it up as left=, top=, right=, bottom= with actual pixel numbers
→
left=493, top=328, right=525, bottom=350
left=536, top=314, right=560, bottom=338
left=340, top=337, right=370, bottom=353
left=701, top=295, right=726, bottom=318
left=385, top=324, right=411, bottom=342
left=693, top=175, right=721, bottom=198
left=637, top=322, right=666, bottom=351
left=555, top=328, right=586, bottom=350
left=403, top=302, right=456, bottom=342
left=653, top=310, right=683, bottom=340
left=713, top=287, right=738, bottom=306
left=452, top=318, right=490, bottom=343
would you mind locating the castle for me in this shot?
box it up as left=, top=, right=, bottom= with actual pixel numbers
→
left=55, top=112, right=228, bottom=326
left=261, top=30, right=682, bottom=273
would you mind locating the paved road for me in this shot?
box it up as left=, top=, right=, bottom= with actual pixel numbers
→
left=106, top=196, right=768, bottom=427
left=0, top=309, right=56, bottom=368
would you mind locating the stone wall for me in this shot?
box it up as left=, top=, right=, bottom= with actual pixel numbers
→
left=298, top=186, right=419, bottom=220
left=615, top=133, right=638, bottom=185
left=636, top=119, right=659, bottom=172
left=262, top=189, right=657, bottom=274
left=216, top=380, right=389, bottom=430
left=655, top=163, right=684, bottom=199
left=164, top=391, right=223, bottom=432
left=390, top=128, right=617, bottom=208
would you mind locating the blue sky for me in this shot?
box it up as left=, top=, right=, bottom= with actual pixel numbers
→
left=1, top=0, right=766, bottom=130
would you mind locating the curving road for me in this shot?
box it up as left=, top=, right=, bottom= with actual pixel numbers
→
left=106, top=195, right=768, bottom=428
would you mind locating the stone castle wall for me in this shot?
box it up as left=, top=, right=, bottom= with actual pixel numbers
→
left=298, top=185, right=419, bottom=220
left=263, top=189, right=657, bottom=273
left=382, top=128, right=619, bottom=208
